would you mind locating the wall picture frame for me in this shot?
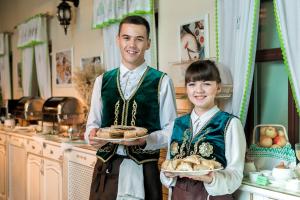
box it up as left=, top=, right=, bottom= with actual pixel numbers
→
left=80, top=56, right=102, bottom=70
left=180, top=14, right=209, bottom=62
left=55, top=48, right=73, bottom=86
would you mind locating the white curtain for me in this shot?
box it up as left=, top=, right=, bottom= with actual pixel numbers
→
left=22, top=48, right=34, bottom=96
left=18, top=15, right=51, bottom=98
left=0, top=33, right=12, bottom=100
left=103, top=24, right=120, bottom=70
left=93, top=0, right=156, bottom=70
left=274, top=0, right=300, bottom=116
left=216, top=0, right=260, bottom=125
left=35, top=42, right=51, bottom=98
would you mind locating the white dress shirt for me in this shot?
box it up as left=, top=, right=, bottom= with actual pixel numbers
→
left=160, top=106, right=246, bottom=196
left=85, top=62, right=177, bottom=154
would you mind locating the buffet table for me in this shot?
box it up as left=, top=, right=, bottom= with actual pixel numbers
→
left=2, top=127, right=300, bottom=200
left=236, top=178, right=300, bottom=200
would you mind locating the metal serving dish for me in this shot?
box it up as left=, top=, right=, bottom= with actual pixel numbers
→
left=14, top=96, right=45, bottom=121
left=42, top=97, right=85, bottom=125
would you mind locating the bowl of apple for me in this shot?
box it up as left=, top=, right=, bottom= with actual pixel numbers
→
left=254, top=124, right=288, bottom=148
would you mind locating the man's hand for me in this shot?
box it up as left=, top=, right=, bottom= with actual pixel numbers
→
left=89, top=128, right=97, bottom=140
left=89, top=128, right=108, bottom=147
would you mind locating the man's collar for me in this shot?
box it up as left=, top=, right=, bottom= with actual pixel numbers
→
left=120, top=62, right=148, bottom=77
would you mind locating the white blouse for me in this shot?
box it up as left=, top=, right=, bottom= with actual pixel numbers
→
left=160, top=106, right=246, bottom=196
left=85, top=62, right=177, bottom=154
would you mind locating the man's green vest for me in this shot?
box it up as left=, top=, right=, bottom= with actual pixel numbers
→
left=169, top=111, right=235, bottom=168
left=96, top=67, right=164, bottom=164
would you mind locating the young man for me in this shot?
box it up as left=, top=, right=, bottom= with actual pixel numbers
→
left=85, top=15, right=177, bottom=200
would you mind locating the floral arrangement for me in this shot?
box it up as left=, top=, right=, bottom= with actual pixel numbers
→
left=73, top=64, right=104, bottom=109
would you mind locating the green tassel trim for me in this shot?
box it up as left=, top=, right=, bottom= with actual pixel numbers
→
left=273, top=0, right=300, bottom=116
left=215, top=0, right=220, bottom=62
left=248, top=143, right=296, bottom=163
left=17, top=41, right=45, bottom=49
left=17, top=13, right=47, bottom=49
left=239, top=0, right=260, bottom=124
left=92, top=0, right=154, bottom=29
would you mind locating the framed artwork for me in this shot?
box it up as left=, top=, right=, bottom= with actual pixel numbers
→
left=17, top=62, right=22, bottom=90
left=180, top=14, right=209, bottom=62
left=80, top=56, right=102, bottom=70
left=55, top=48, right=73, bottom=86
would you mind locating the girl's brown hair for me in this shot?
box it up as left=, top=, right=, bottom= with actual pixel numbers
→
left=185, top=60, right=221, bottom=85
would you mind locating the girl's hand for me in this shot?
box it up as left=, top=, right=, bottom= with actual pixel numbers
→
left=180, top=171, right=214, bottom=184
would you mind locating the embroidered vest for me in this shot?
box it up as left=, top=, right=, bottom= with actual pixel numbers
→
left=96, top=67, right=164, bottom=164
left=169, top=111, right=235, bottom=168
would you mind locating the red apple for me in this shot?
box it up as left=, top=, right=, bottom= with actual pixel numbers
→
left=273, top=135, right=287, bottom=147
left=265, top=127, right=278, bottom=138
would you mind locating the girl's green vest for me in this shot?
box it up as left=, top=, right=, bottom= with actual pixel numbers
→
left=170, top=111, right=235, bottom=168
left=96, top=67, right=165, bottom=164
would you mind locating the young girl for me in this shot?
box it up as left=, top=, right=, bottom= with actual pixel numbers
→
left=161, top=60, right=246, bottom=200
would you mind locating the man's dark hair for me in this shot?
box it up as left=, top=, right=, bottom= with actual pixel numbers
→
left=185, top=60, right=222, bottom=85
left=118, top=15, right=150, bottom=38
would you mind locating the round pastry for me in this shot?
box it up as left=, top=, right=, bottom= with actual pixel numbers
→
left=201, top=159, right=222, bottom=170
left=182, top=155, right=202, bottom=165
left=193, top=164, right=209, bottom=171
left=162, top=160, right=176, bottom=171
left=111, top=125, right=136, bottom=131
left=176, top=162, right=193, bottom=171
left=96, top=129, right=111, bottom=138
left=109, top=129, right=124, bottom=138
left=124, top=131, right=137, bottom=139
left=96, top=125, right=148, bottom=139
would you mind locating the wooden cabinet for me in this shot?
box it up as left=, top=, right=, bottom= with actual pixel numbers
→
left=64, top=148, right=96, bottom=200
left=27, top=154, right=43, bottom=200
left=0, top=143, right=7, bottom=200
left=43, top=158, right=63, bottom=200
left=8, top=136, right=26, bottom=200
left=25, top=140, right=63, bottom=200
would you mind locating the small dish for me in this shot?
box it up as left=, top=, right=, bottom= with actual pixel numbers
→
left=260, top=170, right=272, bottom=177
left=272, top=167, right=293, bottom=181
left=249, top=172, right=261, bottom=183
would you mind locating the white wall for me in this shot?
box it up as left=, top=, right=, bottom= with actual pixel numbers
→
left=0, top=0, right=103, bottom=102
left=158, top=0, right=216, bottom=87
left=0, top=0, right=215, bottom=99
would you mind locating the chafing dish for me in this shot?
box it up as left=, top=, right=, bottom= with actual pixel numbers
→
left=14, top=96, right=45, bottom=121
left=42, top=97, right=85, bottom=125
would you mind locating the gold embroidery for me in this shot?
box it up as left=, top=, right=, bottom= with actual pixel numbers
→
left=170, top=142, right=179, bottom=156
left=97, top=143, right=115, bottom=153
left=116, top=67, right=150, bottom=126
left=130, top=146, right=160, bottom=154
left=179, top=129, right=192, bottom=157
left=199, top=142, right=214, bottom=157
left=190, top=138, right=203, bottom=155
left=114, top=100, right=120, bottom=125
left=131, top=100, right=137, bottom=126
